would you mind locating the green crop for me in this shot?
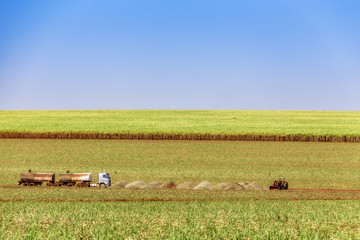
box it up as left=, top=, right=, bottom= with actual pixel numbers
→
left=0, top=110, right=360, bottom=140
left=1, top=201, right=359, bottom=239
left=1, top=139, right=359, bottom=189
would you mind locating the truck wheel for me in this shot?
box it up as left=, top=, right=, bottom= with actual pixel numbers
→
left=100, top=183, right=106, bottom=188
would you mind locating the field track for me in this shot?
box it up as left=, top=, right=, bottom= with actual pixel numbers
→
left=2, top=185, right=360, bottom=192
left=293, top=188, right=360, bottom=192
left=1, top=131, right=360, bottom=142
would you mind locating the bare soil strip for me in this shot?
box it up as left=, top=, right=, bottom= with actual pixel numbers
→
left=1, top=131, right=360, bottom=142
left=291, top=188, right=360, bottom=192
left=3, top=185, right=360, bottom=192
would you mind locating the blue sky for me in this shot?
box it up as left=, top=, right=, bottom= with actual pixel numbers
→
left=0, top=0, right=359, bottom=110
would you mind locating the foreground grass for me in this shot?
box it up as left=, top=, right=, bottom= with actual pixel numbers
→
left=1, top=139, right=359, bottom=189
left=1, top=110, right=360, bottom=140
left=1, top=187, right=360, bottom=201
left=1, top=201, right=359, bottom=239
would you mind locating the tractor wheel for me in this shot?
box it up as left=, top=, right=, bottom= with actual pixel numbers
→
left=284, top=182, right=288, bottom=190
left=100, top=183, right=106, bottom=188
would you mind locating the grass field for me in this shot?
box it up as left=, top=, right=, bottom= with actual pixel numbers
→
left=1, top=110, right=360, bottom=141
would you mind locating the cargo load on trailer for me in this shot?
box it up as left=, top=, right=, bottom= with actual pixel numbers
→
left=18, top=170, right=55, bottom=186
left=54, top=172, right=92, bottom=187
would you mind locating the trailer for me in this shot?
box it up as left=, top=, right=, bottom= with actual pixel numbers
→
left=19, top=171, right=111, bottom=188
left=18, top=170, right=55, bottom=186
left=53, top=172, right=111, bottom=188
left=52, top=172, right=92, bottom=187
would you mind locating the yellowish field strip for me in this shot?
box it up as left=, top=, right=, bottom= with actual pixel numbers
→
left=1, top=110, right=360, bottom=141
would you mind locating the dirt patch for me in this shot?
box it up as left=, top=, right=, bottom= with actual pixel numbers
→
left=141, top=181, right=162, bottom=189
left=292, top=188, right=360, bottom=192
left=212, top=183, right=247, bottom=190
left=239, top=181, right=268, bottom=190
left=226, top=183, right=246, bottom=190
left=176, top=182, right=196, bottom=190
left=194, top=181, right=213, bottom=190
left=125, top=181, right=147, bottom=189
left=112, top=181, right=128, bottom=188
left=211, top=183, right=232, bottom=190
left=159, top=181, right=176, bottom=189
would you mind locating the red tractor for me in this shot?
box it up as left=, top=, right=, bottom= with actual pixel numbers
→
left=269, top=177, right=288, bottom=190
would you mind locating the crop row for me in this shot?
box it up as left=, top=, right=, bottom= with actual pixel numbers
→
left=1, top=131, right=360, bottom=142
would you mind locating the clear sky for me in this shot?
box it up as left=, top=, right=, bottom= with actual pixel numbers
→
left=0, top=0, right=359, bottom=110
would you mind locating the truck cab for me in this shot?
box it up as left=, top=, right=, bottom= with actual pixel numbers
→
left=98, top=173, right=111, bottom=188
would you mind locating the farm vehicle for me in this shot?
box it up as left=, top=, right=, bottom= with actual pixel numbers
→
left=18, top=170, right=111, bottom=188
left=269, top=177, right=288, bottom=190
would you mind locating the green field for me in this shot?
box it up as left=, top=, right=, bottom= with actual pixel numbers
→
left=1, top=139, right=360, bottom=188
left=1, top=139, right=360, bottom=239
left=1, top=201, right=360, bottom=239
left=1, top=110, right=360, bottom=141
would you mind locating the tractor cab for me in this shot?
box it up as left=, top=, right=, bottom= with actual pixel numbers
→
left=269, top=177, right=288, bottom=190
left=98, top=173, right=111, bottom=188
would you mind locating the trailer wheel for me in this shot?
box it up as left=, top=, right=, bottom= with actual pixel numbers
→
left=100, top=183, right=106, bottom=188
left=23, top=182, right=28, bottom=186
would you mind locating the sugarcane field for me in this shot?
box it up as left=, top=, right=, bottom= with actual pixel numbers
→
left=0, top=113, right=360, bottom=239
